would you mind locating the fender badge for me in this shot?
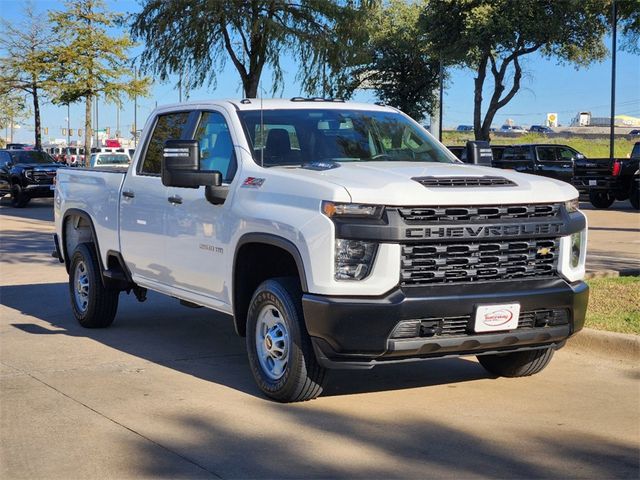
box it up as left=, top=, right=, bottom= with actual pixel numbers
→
left=242, top=177, right=265, bottom=188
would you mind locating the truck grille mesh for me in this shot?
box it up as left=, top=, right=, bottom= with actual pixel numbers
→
left=412, top=176, right=516, bottom=187
left=420, top=308, right=568, bottom=337
left=398, top=203, right=559, bottom=223
left=401, top=238, right=558, bottom=285
left=32, top=171, right=56, bottom=184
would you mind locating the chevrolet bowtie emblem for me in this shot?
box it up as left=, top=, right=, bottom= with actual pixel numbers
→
left=537, top=247, right=551, bottom=255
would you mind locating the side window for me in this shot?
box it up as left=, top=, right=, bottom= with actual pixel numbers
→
left=194, top=111, right=237, bottom=182
left=139, top=112, right=190, bottom=175
left=0, top=152, right=10, bottom=167
left=536, top=146, right=556, bottom=161
left=557, top=147, right=576, bottom=161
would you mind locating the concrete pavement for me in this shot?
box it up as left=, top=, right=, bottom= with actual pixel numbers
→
left=1, top=199, right=639, bottom=479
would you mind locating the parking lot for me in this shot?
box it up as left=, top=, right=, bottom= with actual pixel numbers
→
left=1, top=199, right=639, bottom=479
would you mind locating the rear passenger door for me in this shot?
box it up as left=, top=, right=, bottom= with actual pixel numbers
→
left=119, top=111, right=193, bottom=287
left=495, top=146, right=534, bottom=174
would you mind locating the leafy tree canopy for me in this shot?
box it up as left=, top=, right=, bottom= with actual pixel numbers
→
left=422, top=0, right=612, bottom=140
left=131, top=0, right=365, bottom=98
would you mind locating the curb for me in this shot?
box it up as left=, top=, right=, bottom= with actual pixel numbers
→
left=584, top=269, right=640, bottom=279
left=566, top=328, right=640, bottom=362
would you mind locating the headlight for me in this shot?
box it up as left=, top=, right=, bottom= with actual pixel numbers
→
left=558, top=227, right=587, bottom=283
left=335, top=239, right=377, bottom=280
left=565, top=198, right=579, bottom=213
left=322, top=201, right=383, bottom=219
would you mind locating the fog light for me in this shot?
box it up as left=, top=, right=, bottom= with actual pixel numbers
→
left=390, top=320, right=421, bottom=339
left=335, top=239, right=377, bottom=280
left=570, top=231, right=582, bottom=268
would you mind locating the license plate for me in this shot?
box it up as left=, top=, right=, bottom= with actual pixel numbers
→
left=588, top=180, right=597, bottom=186
left=474, top=304, right=520, bottom=332
left=50, top=185, right=55, bottom=190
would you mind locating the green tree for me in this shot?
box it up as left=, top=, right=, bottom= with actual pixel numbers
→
left=326, top=0, right=440, bottom=120
left=422, top=0, right=611, bottom=140
left=131, top=0, right=363, bottom=99
left=49, top=0, right=149, bottom=163
left=0, top=2, right=56, bottom=150
left=0, top=92, right=29, bottom=147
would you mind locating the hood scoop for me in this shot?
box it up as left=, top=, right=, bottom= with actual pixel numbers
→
left=412, top=176, right=517, bottom=187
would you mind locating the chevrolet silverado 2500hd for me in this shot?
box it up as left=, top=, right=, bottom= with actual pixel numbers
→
left=53, top=99, right=589, bottom=402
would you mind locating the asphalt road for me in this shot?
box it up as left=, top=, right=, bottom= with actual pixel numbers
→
left=1, top=199, right=639, bottom=479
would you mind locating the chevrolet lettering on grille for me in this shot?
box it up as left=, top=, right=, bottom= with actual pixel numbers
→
left=405, top=223, right=562, bottom=239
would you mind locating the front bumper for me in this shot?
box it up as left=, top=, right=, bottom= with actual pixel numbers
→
left=302, top=278, right=588, bottom=369
left=24, top=184, right=55, bottom=198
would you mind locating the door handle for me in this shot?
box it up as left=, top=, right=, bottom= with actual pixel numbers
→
left=168, top=195, right=183, bottom=204
left=122, top=190, right=135, bottom=198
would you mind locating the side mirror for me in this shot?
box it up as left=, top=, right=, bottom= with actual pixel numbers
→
left=162, top=139, right=222, bottom=188
left=575, top=153, right=585, bottom=159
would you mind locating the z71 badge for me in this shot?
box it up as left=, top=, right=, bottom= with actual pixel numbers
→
left=242, top=177, right=265, bottom=188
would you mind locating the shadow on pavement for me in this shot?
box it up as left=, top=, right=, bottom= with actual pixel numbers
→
left=1, top=282, right=491, bottom=401
left=0, top=197, right=54, bottom=222
left=0, top=228, right=58, bottom=265
left=127, top=403, right=639, bottom=478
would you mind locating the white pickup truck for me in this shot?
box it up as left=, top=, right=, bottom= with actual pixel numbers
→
left=54, top=99, right=589, bottom=402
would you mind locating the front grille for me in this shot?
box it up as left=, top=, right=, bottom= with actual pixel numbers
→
left=418, top=308, right=568, bottom=337
left=32, top=171, right=56, bottom=184
left=401, top=238, right=558, bottom=285
left=412, top=176, right=516, bottom=187
left=398, top=203, right=560, bottom=223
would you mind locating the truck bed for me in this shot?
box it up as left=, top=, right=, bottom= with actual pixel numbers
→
left=55, top=167, right=127, bottom=266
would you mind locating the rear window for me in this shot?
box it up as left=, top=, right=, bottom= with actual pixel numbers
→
left=96, top=154, right=129, bottom=165
left=503, top=146, right=532, bottom=160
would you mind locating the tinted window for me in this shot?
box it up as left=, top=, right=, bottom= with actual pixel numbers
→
left=536, top=146, right=557, bottom=161
left=238, top=109, right=455, bottom=167
left=140, top=112, right=190, bottom=175
left=630, top=143, right=640, bottom=159
left=503, top=146, right=532, bottom=160
left=194, top=111, right=237, bottom=182
left=0, top=151, right=10, bottom=167
left=8, top=151, right=53, bottom=164
left=556, top=147, right=576, bottom=161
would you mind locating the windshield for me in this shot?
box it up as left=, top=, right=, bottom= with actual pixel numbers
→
left=9, top=151, right=54, bottom=164
left=237, top=109, right=457, bottom=167
left=92, top=154, right=129, bottom=167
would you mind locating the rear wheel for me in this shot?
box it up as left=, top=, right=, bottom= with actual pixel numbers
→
left=69, top=243, right=119, bottom=328
left=246, top=277, right=326, bottom=402
left=477, top=347, right=555, bottom=377
left=588, top=191, right=615, bottom=209
left=10, top=184, right=30, bottom=208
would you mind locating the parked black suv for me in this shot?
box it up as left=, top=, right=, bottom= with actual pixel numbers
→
left=0, top=150, right=61, bottom=207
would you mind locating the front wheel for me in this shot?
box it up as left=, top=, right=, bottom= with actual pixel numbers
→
left=69, top=243, right=119, bottom=328
left=589, top=190, right=615, bottom=209
left=10, top=184, right=30, bottom=208
left=630, top=179, right=639, bottom=210
left=477, top=347, right=555, bottom=377
left=246, top=277, right=326, bottom=402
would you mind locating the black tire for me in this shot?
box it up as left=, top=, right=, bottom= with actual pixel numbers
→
left=246, top=277, right=327, bottom=402
left=630, top=179, right=639, bottom=210
left=589, top=190, right=615, bottom=209
left=477, top=347, right=555, bottom=377
left=68, top=243, right=119, bottom=328
left=10, top=183, right=30, bottom=208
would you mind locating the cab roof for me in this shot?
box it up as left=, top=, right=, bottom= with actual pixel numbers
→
left=153, top=98, right=398, bottom=113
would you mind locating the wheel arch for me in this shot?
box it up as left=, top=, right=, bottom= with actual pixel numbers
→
left=61, top=209, right=105, bottom=278
left=232, top=233, right=309, bottom=337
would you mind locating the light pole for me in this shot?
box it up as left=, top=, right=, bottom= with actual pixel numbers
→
left=67, top=103, right=70, bottom=146
left=134, top=68, right=138, bottom=148
left=609, top=0, right=617, bottom=160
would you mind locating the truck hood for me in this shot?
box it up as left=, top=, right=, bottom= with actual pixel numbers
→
left=274, top=162, right=577, bottom=205
left=17, top=163, right=61, bottom=170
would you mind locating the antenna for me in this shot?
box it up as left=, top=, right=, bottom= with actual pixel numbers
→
left=259, top=85, right=265, bottom=168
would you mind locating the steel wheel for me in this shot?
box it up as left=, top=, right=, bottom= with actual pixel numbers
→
left=255, top=304, right=290, bottom=381
left=73, top=260, right=90, bottom=313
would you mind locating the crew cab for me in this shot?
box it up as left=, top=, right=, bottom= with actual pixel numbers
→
left=491, top=144, right=583, bottom=184
left=53, top=99, right=589, bottom=402
left=572, top=142, right=640, bottom=209
left=1, top=149, right=60, bottom=207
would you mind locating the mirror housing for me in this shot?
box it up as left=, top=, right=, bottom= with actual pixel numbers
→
left=161, top=139, right=222, bottom=188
